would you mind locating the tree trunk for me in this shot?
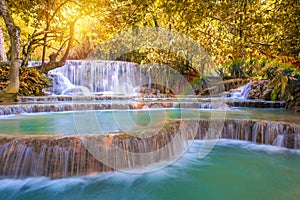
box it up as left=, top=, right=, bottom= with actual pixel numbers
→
left=0, top=25, right=7, bottom=62
left=0, top=0, right=20, bottom=102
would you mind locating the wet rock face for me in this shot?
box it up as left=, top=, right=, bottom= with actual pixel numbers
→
left=133, top=86, right=173, bottom=98
left=0, top=101, right=226, bottom=115
left=285, top=78, right=300, bottom=112
left=134, top=86, right=160, bottom=95
left=196, top=78, right=249, bottom=96
left=248, top=80, right=271, bottom=100
left=247, top=78, right=300, bottom=112
left=226, top=101, right=285, bottom=108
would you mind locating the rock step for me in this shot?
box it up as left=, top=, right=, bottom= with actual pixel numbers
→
left=0, top=102, right=220, bottom=115
left=226, top=100, right=286, bottom=108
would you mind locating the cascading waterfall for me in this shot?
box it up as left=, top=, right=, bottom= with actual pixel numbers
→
left=1, top=119, right=299, bottom=178
left=29, top=60, right=194, bottom=96
left=3, top=60, right=297, bottom=180
left=48, top=60, right=147, bottom=95
left=0, top=120, right=198, bottom=178
left=0, top=137, right=112, bottom=178
left=196, top=119, right=300, bottom=148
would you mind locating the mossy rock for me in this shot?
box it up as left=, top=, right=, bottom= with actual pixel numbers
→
left=0, top=63, right=52, bottom=96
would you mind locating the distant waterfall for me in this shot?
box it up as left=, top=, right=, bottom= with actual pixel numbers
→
left=224, top=82, right=252, bottom=99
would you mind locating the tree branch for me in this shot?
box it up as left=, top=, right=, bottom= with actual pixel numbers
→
left=37, top=20, right=76, bottom=74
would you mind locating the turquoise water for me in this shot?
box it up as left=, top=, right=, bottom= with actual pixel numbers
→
left=0, top=140, right=299, bottom=200
left=0, top=108, right=299, bottom=135
left=1, top=108, right=299, bottom=200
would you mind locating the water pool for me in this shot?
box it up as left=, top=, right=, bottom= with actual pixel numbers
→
left=0, top=108, right=299, bottom=135
left=0, top=140, right=299, bottom=200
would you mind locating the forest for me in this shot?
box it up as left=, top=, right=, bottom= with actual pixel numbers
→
left=0, top=0, right=299, bottom=106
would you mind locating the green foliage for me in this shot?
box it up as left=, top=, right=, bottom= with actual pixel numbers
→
left=260, top=59, right=300, bottom=100
left=244, top=58, right=269, bottom=78
left=216, top=57, right=269, bottom=79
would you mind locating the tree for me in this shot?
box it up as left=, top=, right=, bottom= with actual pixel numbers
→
left=14, top=0, right=78, bottom=69
left=271, top=0, right=300, bottom=62
left=0, top=0, right=20, bottom=102
left=6, top=0, right=101, bottom=70
left=37, top=21, right=75, bottom=74
left=0, top=25, right=7, bottom=61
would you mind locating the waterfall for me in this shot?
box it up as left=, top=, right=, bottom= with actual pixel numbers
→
left=265, top=123, right=284, bottom=145
left=47, top=60, right=148, bottom=95
left=0, top=138, right=110, bottom=178
left=224, top=82, right=251, bottom=98
left=294, top=134, right=300, bottom=149
left=48, top=72, right=90, bottom=95
left=273, top=134, right=285, bottom=147
left=0, top=120, right=198, bottom=178
left=0, top=119, right=299, bottom=178
left=28, top=60, right=194, bottom=96
left=196, top=119, right=300, bottom=148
